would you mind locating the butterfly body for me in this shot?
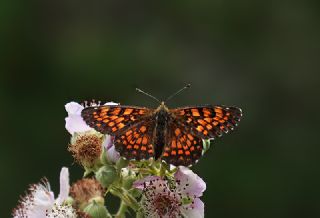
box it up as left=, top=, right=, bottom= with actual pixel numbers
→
left=81, top=102, right=242, bottom=166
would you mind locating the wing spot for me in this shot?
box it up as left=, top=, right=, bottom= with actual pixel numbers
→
left=140, top=126, right=147, bottom=133
left=179, top=110, right=185, bottom=115
left=172, top=140, right=177, bottom=148
left=178, top=150, right=183, bottom=155
left=142, top=136, right=148, bottom=145
left=187, top=140, right=192, bottom=146
left=206, top=124, right=213, bottom=130
left=115, top=117, right=125, bottom=123
left=183, top=146, right=188, bottom=150
left=127, top=145, right=132, bottom=149
left=163, top=152, right=169, bottom=157
left=111, top=108, right=121, bottom=115
left=204, top=118, right=212, bottom=123
left=134, top=145, right=139, bottom=149
left=96, top=123, right=101, bottom=127
left=141, top=146, right=147, bottom=151
left=175, top=128, right=181, bottom=136
left=112, top=127, right=117, bottom=132
left=126, top=130, right=133, bottom=136
left=108, top=122, right=115, bottom=127
left=138, top=110, right=145, bottom=114
left=136, top=137, right=142, bottom=144
left=190, top=146, right=195, bottom=151
left=117, top=123, right=125, bottom=129
left=185, top=151, right=191, bottom=156
left=213, top=121, right=219, bottom=126
left=177, top=142, right=182, bottom=149
left=187, top=134, right=194, bottom=140
left=123, top=108, right=133, bottom=115
left=203, top=130, right=208, bottom=135
left=196, top=125, right=204, bottom=132
left=148, top=149, right=153, bottom=154
left=214, top=108, right=223, bottom=114
left=171, top=150, right=177, bottom=155
left=191, top=109, right=200, bottom=116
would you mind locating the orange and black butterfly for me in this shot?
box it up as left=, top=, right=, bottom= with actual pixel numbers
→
left=81, top=85, right=242, bottom=166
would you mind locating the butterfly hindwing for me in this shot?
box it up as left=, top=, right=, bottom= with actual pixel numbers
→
left=81, top=105, right=151, bottom=135
left=171, top=105, right=242, bottom=140
left=161, top=122, right=203, bottom=166
left=114, top=120, right=156, bottom=161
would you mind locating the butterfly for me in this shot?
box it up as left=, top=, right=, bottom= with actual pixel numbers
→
left=81, top=100, right=242, bottom=166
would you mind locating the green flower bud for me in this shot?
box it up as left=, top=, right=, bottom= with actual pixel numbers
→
left=116, top=157, right=129, bottom=170
left=95, top=165, right=117, bottom=188
left=83, top=201, right=111, bottom=218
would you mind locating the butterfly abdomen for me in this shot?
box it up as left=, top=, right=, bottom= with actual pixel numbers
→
left=154, top=109, right=169, bottom=159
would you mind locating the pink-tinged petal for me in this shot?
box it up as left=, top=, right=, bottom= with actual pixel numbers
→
left=103, top=135, right=114, bottom=150
left=65, top=102, right=91, bottom=134
left=106, top=144, right=120, bottom=163
left=56, top=167, right=70, bottom=205
left=181, top=198, right=204, bottom=218
left=133, top=176, right=162, bottom=190
left=175, top=166, right=206, bottom=197
left=102, top=135, right=120, bottom=163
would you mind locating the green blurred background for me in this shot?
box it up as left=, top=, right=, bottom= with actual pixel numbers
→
left=1, top=0, right=319, bottom=217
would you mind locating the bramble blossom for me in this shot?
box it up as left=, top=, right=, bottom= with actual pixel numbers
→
left=12, top=167, right=76, bottom=218
left=133, top=166, right=206, bottom=218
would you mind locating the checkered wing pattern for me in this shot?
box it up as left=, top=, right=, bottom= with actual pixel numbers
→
left=114, top=121, right=156, bottom=160
left=170, top=105, right=242, bottom=140
left=161, top=122, right=203, bottom=166
left=81, top=105, right=152, bottom=135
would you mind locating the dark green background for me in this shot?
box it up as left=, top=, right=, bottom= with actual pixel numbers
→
left=1, top=1, right=319, bottom=217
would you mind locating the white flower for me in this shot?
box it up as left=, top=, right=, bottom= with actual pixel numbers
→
left=65, top=102, right=92, bottom=135
left=12, top=167, right=76, bottom=218
left=133, top=167, right=206, bottom=218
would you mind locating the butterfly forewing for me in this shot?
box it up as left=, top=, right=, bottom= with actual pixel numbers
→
left=170, top=105, right=242, bottom=140
left=81, top=105, right=152, bottom=135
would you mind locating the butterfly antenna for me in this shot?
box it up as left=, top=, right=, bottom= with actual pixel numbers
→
left=136, top=88, right=161, bottom=103
left=165, top=83, right=191, bottom=103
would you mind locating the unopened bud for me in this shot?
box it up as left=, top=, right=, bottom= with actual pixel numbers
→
left=83, top=201, right=111, bottom=218
left=95, top=165, right=117, bottom=188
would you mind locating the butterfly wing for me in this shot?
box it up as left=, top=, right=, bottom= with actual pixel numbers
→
left=161, top=121, right=203, bottom=166
left=160, top=105, right=242, bottom=166
left=170, top=105, right=242, bottom=140
left=81, top=105, right=156, bottom=160
left=114, top=120, right=156, bottom=161
left=81, top=105, right=152, bottom=135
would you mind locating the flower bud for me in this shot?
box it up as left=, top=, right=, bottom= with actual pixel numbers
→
left=68, top=130, right=104, bottom=170
left=70, top=178, right=105, bottom=210
left=95, top=165, right=117, bottom=188
left=83, top=201, right=111, bottom=218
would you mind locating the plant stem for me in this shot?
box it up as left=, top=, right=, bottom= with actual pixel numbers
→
left=115, top=200, right=127, bottom=218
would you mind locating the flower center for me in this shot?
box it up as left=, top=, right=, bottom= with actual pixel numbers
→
left=151, top=194, right=180, bottom=217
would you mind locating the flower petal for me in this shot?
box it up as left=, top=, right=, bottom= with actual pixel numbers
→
left=181, top=198, right=204, bottom=218
left=56, top=167, right=70, bottom=205
left=174, top=166, right=206, bottom=197
left=65, top=102, right=91, bottom=134
left=133, top=176, right=162, bottom=190
left=102, top=135, right=120, bottom=163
